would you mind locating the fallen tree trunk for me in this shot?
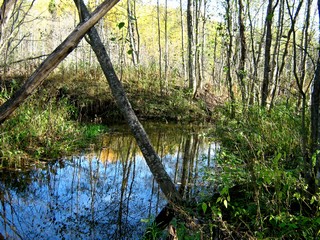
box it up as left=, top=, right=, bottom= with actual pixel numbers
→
left=73, top=0, right=182, bottom=205
left=0, top=0, right=119, bottom=124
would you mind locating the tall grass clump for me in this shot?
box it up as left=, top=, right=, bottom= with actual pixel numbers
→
left=200, top=103, right=320, bottom=239
left=0, top=90, right=106, bottom=167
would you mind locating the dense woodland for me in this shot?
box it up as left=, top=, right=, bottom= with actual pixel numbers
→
left=0, top=0, right=320, bottom=239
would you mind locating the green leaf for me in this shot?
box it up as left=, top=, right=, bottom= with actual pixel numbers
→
left=118, top=22, right=125, bottom=29
left=223, top=199, right=228, bottom=208
left=140, top=218, right=150, bottom=223
left=202, top=202, right=208, bottom=214
left=127, top=49, right=133, bottom=55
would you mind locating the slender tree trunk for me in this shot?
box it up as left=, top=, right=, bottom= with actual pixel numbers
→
left=133, top=0, right=140, bottom=63
left=270, top=0, right=285, bottom=108
left=289, top=0, right=311, bottom=179
left=247, top=0, right=265, bottom=105
left=164, top=0, right=169, bottom=93
left=310, top=0, right=320, bottom=193
left=201, top=0, right=207, bottom=89
left=157, top=0, right=163, bottom=95
left=0, top=0, right=120, bottom=124
left=226, top=0, right=235, bottom=118
left=127, top=0, right=138, bottom=66
left=74, top=0, right=183, bottom=204
left=194, top=0, right=202, bottom=94
left=179, top=0, right=187, bottom=85
left=187, top=0, right=195, bottom=94
left=237, top=0, right=247, bottom=107
left=261, top=0, right=279, bottom=107
left=211, top=29, right=218, bottom=90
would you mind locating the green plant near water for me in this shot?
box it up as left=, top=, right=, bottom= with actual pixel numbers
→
left=198, top=103, right=320, bottom=239
left=0, top=92, right=106, bottom=166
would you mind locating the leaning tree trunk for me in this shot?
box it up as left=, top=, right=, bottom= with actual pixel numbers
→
left=0, top=0, right=120, bottom=124
left=74, top=0, right=183, bottom=205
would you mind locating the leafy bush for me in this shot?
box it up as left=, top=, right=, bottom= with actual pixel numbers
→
left=200, top=103, right=320, bottom=239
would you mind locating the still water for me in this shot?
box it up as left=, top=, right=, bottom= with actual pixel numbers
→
left=0, top=123, right=218, bottom=239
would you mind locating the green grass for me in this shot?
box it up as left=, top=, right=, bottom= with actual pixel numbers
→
left=0, top=93, right=107, bottom=167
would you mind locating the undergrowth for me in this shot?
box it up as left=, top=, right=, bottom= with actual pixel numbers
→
left=193, top=103, right=320, bottom=239
left=0, top=91, right=107, bottom=167
left=45, top=65, right=209, bottom=123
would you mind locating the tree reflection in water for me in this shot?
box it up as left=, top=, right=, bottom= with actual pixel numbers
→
left=0, top=123, right=218, bottom=239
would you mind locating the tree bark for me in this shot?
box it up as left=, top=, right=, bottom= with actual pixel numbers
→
left=289, top=0, right=310, bottom=178
left=0, top=0, right=17, bottom=41
left=0, top=0, right=119, bottom=124
left=187, top=0, right=195, bottom=94
left=225, top=0, right=235, bottom=118
left=127, top=0, right=138, bottom=66
left=74, top=0, right=182, bottom=204
left=237, top=0, right=247, bottom=107
left=157, top=0, right=163, bottom=95
left=310, top=0, right=320, bottom=192
left=261, top=0, right=279, bottom=108
left=179, top=0, right=187, bottom=84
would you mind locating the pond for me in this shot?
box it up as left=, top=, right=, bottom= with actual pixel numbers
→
left=0, top=123, right=218, bottom=239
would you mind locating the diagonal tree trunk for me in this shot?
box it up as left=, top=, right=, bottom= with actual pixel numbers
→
left=73, top=0, right=182, bottom=205
left=0, top=0, right=120, bottom=124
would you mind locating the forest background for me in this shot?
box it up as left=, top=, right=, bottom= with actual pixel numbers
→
left=1, top=0, right=320, bottom=239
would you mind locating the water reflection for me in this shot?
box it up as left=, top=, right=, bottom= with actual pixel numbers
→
left=0, top=123, right=218, bottom=239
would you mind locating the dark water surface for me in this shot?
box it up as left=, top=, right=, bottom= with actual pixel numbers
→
left=0, top=123, right=218, bottom=239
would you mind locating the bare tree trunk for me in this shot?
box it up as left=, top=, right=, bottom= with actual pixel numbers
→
left=194, top=0, right=202, bottom=95
left=201, top=0, right=207, bottom=89
left=211, top=29, right=218, bottom=90
left=133, top=0, right=140, bottom=63
left=226, top=0, right=235, bottom=118
left=270, top=0, right=285, bottom=108
left=310, top=0, right=320, bottom=193
left=127, top=0, right=139, bottom=66
left=180, top=0, right=187, bottom=84
left=261, top=0, right=279, bottom=108
left=247, top=0, right=265, bottom=105
left=237, top=0, right=247, bottom=107
left=74, top=0, right=182, bottom=204
left=164, top=0, right=169, bottom=93
left=289, top=0, right=311, bottom=179
left=157, top=0, right=163, bottom=95
left=187, top=0, right=195, bottom=94
left=0, top=0, right=120, bottom=124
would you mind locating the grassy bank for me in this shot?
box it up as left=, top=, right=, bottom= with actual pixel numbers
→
left=44, top=66, right=213, bottom=123
left=0, top=90, right=107, bottom=166
left=0, top=67, right=215, bottom=164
